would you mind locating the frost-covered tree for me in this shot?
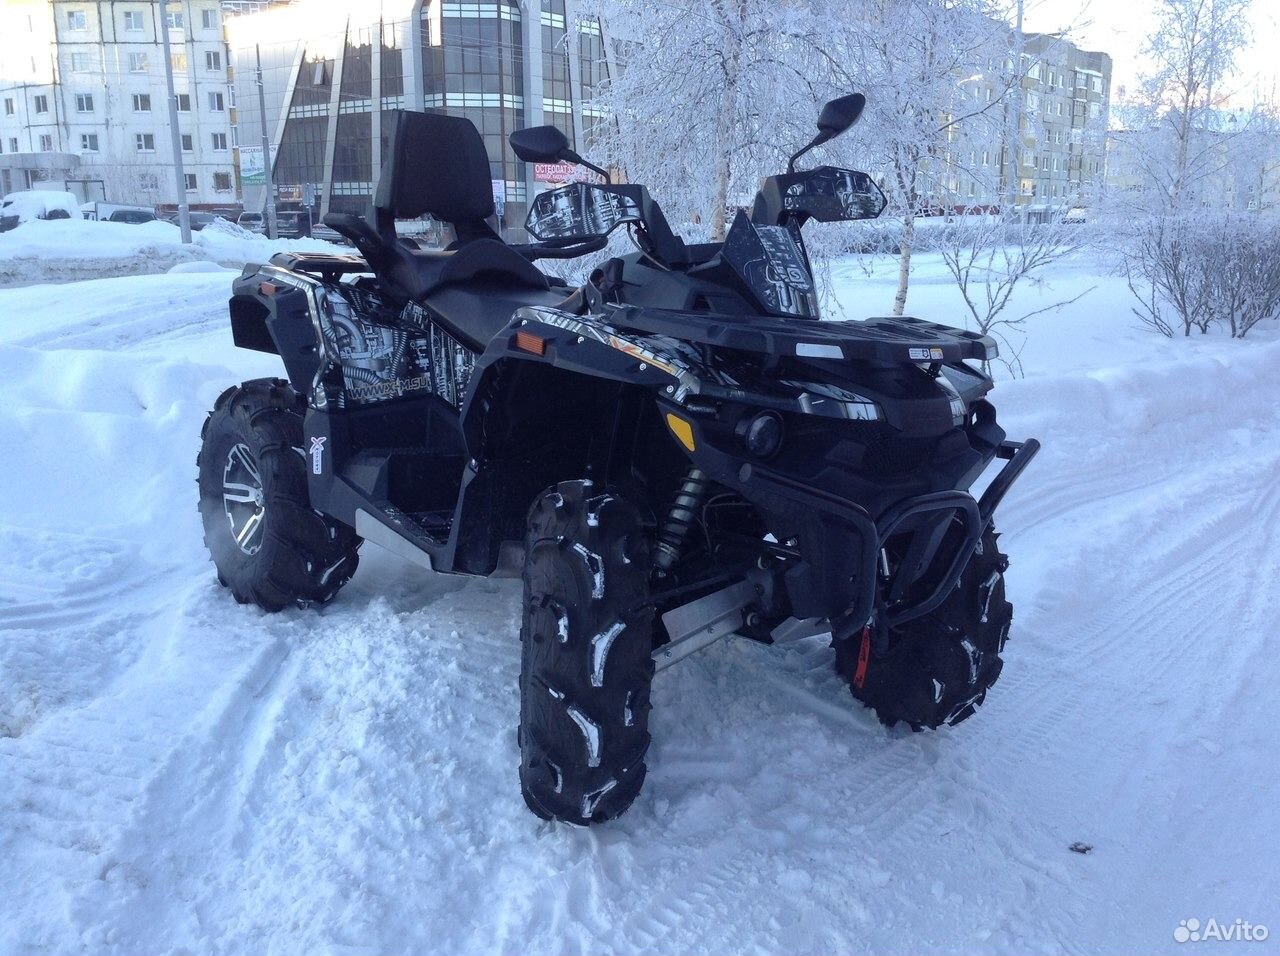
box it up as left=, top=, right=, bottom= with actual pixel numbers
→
left=581, top=0, right=845, bottom=241
left=840, top=0, right=1020, bottom=314
left=586, top=0, right=1025, bottom=315
left=1113, top=0, right=1255, bottom=210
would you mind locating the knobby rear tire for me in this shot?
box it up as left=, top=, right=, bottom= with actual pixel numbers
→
left=197, top=378, right=361, bottom=612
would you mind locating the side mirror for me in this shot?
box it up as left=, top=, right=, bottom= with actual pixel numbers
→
left=815, top=93, right=865, bottom=144
left=789, top=92, right=866, bottom=172
left=509, top=125, right=612, bottom=183
left=509, top=125, right=571, bottom=164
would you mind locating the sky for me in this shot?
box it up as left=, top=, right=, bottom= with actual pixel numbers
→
left=1020, top=0, right=1280, bottom=106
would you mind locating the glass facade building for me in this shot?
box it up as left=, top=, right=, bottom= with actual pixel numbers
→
left=228, top=0, right=609, bottom=240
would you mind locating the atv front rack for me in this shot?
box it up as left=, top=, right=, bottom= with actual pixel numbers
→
left=612, top=306, right=999, bottom=364
left=743, top=438, right=1039, bottom=631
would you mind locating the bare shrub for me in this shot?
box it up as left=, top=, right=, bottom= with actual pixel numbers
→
left=1123, top=213, right=1280, bottom=338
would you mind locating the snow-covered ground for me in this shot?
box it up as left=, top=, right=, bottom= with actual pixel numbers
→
left=1, top=244, right=1277, bottom=955
left=0, top=217, right=343, bottom=286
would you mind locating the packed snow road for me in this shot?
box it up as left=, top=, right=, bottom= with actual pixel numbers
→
left=1, top=261, right=1277, bottom=955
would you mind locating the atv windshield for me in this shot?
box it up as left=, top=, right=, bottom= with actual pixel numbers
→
left=722, top=211, right=819, bottom=319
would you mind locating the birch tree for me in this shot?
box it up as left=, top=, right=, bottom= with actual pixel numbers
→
left=844, top=0, right=1020, bottom=315
left=1117, top=0, right=1254, bottom=210
left=582, top=0, right=844, bottom=240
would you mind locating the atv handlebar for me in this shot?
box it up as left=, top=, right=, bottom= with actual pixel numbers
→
left=509, top=235, right=609, bottom=261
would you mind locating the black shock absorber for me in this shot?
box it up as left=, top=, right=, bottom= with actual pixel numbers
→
left=653, top=468, right=710, bottom=573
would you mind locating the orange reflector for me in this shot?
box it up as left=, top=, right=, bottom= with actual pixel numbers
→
left=515, top=330, right=546, bottom=356
left=258, top=281, right=278, bottom=296
left=665, top=413, right=696, bottom=452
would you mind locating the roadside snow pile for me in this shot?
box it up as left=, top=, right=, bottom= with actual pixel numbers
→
left=0, top=216, right=343, bottom=286
left=1, top=257, right=1277, bottom=955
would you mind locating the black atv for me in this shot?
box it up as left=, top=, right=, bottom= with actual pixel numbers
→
left=197, top=95, right=1038, bottom=825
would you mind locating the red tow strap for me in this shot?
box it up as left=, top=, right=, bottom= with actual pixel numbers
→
left=853, top=626, right=871, bottom=689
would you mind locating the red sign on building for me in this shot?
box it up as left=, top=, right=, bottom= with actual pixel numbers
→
left=533, top=162, right=580, bottom=183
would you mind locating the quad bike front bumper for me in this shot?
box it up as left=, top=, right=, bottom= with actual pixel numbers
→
left=744, top=438, right=1039, bottom=631
left=661, top=395, right=1040, bottom=638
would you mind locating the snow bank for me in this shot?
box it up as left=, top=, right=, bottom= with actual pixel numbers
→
left=1, top=260, right=1278, bottom=955
left=0, top=216, right=344, bottom=287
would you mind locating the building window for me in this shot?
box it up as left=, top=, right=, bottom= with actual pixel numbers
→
left=213, top=171, right=231, bottom=191
left=1089, top=102, right=1101, bottom=119
left=71, top=52, right=91, bottom=71
left=1076, top=72, right=1087, bottom=88
left=80, top=133, right=99, bottom=151
left=202, top=9, right=218, bottom=29
left=66, top=10, right=87, bottom=30
left=181, top=133, right=193, bottom=151
left=176, top=93, right=191, bottom=111
left=165, top=10, right=184, bottom=29
left=7, top=138, right=17, bottom=152
left=39, top=134, right=53, bottom=151
left=206, top=51, right=223, bottom=72
left=129, top=52, right=148, bottom=72
left=3, top=98, right=13, bottom=116
left=34, top=95, right=48, bottom=114
left=1091, top=76, right=1102, bottom=93
left=184, top=173, right=197, bottom=191
left=211, top=132, right=227, bottom=150
left=123, top=10, right=143, bottom=31
left=136, top=132, right=155, bottom=151
left=208, top=91, right=224, bottom=111
left=171, top=52, right=187, bottom=72
left=75, top=93, right=93, bottom=112
left=132, top=93, right=152, bottom=112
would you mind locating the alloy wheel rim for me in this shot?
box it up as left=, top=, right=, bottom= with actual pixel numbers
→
left=223, top=442, right=266, bottom=555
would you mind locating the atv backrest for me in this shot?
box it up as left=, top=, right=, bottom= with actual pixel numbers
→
left=373, top=110, right=495, bottom=242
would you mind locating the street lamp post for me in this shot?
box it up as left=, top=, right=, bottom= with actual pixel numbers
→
left=256, top=44, right=278, bottom=240
left=158, top=0, right=191, bottom=243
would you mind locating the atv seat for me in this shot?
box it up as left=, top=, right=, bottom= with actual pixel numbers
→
left=383, top=231, right=550, bottom=302
left=323, top=111, right=551, bottom=309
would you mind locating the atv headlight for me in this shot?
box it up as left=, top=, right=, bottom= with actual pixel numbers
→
left=935, top=370, right=968, bottom=426
left=737, top=411, right=784, bottom=459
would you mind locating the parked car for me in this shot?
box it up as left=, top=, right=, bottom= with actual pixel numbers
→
left=81, top=202, right=156, bottom=224
left=276, top=209, right=313, bottom=239
left=1062, top=206, right=1090, bottom=224
left=0, top=190, right=82, bottom=233
left=310, top=220, right=349, bottom=246
left=237, top=211, right=266, bottom=234
left=162, top=211, right=227, bottom=231
left=108, top=209, right=156, bottom=224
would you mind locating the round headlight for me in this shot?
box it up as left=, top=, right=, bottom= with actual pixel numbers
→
left=738, top=411, right=784, bottom=459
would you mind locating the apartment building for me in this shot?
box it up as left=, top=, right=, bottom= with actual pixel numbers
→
left=0, top=0, right=236, bottom=207
left=943, top=31, right=1112, bottom=215
left=1017, top=33, right=1110, bottom=208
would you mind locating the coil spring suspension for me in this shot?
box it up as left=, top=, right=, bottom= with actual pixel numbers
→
left=653, top=468, right=710, bottom=573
